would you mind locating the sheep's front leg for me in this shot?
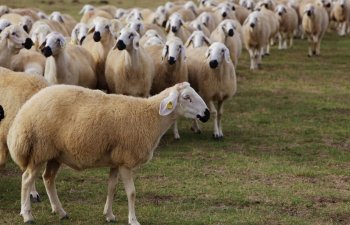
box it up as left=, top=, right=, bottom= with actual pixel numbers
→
left=104, top=167, right=119, bottom=222
left=173, top=121, right=180, bottom=140
left=307, top=36, right=313, bottom=57
left=43, top=159, right=68, bottom=220
left=191, top=119, right=201, bottom=134
left=30, top=182, right=40, bottom=203
left=339, top=22, right=346, bottom=36
left=208, top=101, right=220, bottom=139
left=119, top=167, right=140, bottom=225
left=278, top=32, right=283, bottom=49
left=21, top=164, right=43, bottom=223
left=217, top=100, right=225, bottom=138
left=248, top=49, right=256, bottom=70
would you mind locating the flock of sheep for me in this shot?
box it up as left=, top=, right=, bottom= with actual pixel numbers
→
left=0, top=0, right=349, bottom=224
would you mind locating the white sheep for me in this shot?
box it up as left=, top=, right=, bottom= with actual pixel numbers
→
left=0, top=13, right=33, bottom=33
left=188, top=20, right=211, bottom=37
left=49, top=11, right=77, bottom=34
left=105, top=27, right=154, bottom=97
left=0, top=18, right=11, bottom=32
left=242, top=11, right=271, bottom=70
left=7, top=82, right=210, bottom=224
left=302, top=3, right=329, bottom=56
left=139, top=29, right=166, bottom=47
left=41, top=32, right=97, bottom=88
left=79, top=4, right=113, bottom=26
left=185, top=30, right=212, bottom=48
left=210, top=19, right=242, bottom=67
left=187, top=42, right=236, bottom=139
left=0, top=69, right=48, bottom=201
left=330, top=0, right=350, bottom=36
left=165, top=13, right=191, bottom=42
left=275, top=4, right=299, bottom=49
left=29, top=22, right=52, bottom=51
left=71, top=22, right=88, bottom=45
left=213, top=2, right=237, bottom=22
left=197, top=11, right=219, bottom=32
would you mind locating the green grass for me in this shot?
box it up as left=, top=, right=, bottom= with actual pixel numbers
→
left=1, top=1, right=350, bottom=224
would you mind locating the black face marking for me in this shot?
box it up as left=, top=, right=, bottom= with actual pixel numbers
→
left=93, top=31, right=101, bottom=42
left=41, top=46, right=52, bottom=57
left=0, top=105, right=4, bottom=121
left=116, top=39, right=126, bottom=50
left=197, top=108, right=210, bottom=122
left=23, top=38, right=33, bottom=49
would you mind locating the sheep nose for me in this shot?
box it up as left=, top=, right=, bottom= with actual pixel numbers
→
left=168, top=56, right=176, bottom=65
left=41, top=46, right=52, bottom=57
left=209, top=60, right=218, bottom=69
left=23, top=25, right=29, bottom=33
left=250, top=23, right=255, bottom=28
left=340, top=4, right=344, bottom=8
left=197, top=108, right=210, bottom=123
left=116, top=40, right=126, bottom=50
left=93, top=31, right=101, bottom=42
left=278, top=12, right=282, bottom=16
left=222, top=12, right=227, bottom=18
left=327, top=3, right=331, bottom=7
left=23, top=38, right=33, bottom=49
left=307, top=11, right=312, bottom=16
left=228, top=29, right=234, bottom=36
left=162, top=20, right=167, bottom=28
left=79, top=36, right=86, bottom=45
left=171, top=26, right=178, bottom=33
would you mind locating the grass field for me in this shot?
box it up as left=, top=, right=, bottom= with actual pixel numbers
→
left=1, top=1, right=350, bottom=225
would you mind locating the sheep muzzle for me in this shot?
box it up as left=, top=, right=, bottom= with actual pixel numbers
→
left=116, top=40, right=126, bottom=50
left=41, top=46, right=53, bottom=57
left=250, top=23, right=255, bottom=28
left=93, top=31, right=101, bottom=42
left=168, top=56, right=176, bottom=65
left=171, top=26, right=178, bottom=33
left=197, top=108, right=210, bottom=123
left=23, top=38, right=33, bottom=49
left=209, top=60, right=219, bottom=68
left=222, top=12, right=227, bottom=18
left=228, top=29, right=234, bottom=36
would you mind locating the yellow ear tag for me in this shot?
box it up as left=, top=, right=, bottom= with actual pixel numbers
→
left=166, top=101, right=173, bottom=109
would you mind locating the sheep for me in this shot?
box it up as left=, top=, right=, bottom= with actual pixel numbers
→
left=213, top=3, right=237, bottom=22
left=71, top=22, right=88, bottom=45
left=144, top=6, right=167, bottom=28
left=139, top=29, right=166, bottom=47
left=330, top=0, right=350, bottom=36
left=41, top=32, right=97, bottom=88
left=275, top=4, right=299, bottom=49
left=197, top=11, right=219, bottom=32
left=105, top=27, right=154, bottom=97
left=188, top=20, right=211, bottom=37
left=11, top=49, right=46, bottom=76
left=7, top=82, right=210, bottom=224
left=165, top=13, right=191, bottom=42
left=185, top=30, right=212, bottom=48
left=187, top=42, right=236, bottom=139
left=242, top=11, right=271, bottom=70
left=210, top=19, right=242, bottom=67
left=29, top=22, right=52, bottom=51
left=0, top=24, right=33, bottom=69
left=0, top=69, right=48, bottom=202
left=79, top=4, right=113, bottom=25
left=126, top=20, right=167, bottom=40
left=115, top=8, right=129, bottom=20
left=302, top=3, right=329, bottom=56
left=240, top=0, right=256, bottom=11
left=0, top=5, right=10, bottom=17
left=1, top=13, right=33, bottom=33
left=0, top=18, right=11, bottom=32
left=49, top=11, right=77, bottom=34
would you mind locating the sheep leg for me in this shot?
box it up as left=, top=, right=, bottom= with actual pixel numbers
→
left=191, top=119, right=201, bottom=134
left=43, top=159, right=68, bottom=220
left=104, top=167, right=119, bottom=222
left=29, top=182, right=40, bottom=203
left=307, top=37, right=313, bottom=57
left=256, top=49, right=262, bottom=69
left=339, top=22, right=346, bottom=36
left=0, top=143, right=7, bottom=168
left=21, top=164, right=43, bottom=223
left=119, top=166, right=140, bottom=225
left=208, top=101, right=220, bottom=139
left=173, top=121, right=180, bottom=140
left=248, top=49, right=256, bottom=70
left=289, top=34, right=293, bottom=48
left=315, top=40, right=321, bottom=56
left=217, top=100, right=224, bottom=138
left=278, top=33, right=283, bottom=49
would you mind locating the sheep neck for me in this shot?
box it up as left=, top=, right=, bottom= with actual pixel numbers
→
left=124, top=48, right=142, bottom=72
left=53, top=50, right=72, bottom=84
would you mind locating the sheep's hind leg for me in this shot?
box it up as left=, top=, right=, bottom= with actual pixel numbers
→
left=208, top=101, right=220, bottom=139
left=29, top=182, right=40, bottom=203
left=104, top=167, right=119, bottom=222
left=21, top=164, right=43, bottom=224
left=119, top=167, right=140, bottom=225
left=217, top=100, right=224, bottom=139
left=191, top=119, right=201, bottom=134
left=173, top=121, right=180, bottom=140
left=43, top=159, right=68, bottom=220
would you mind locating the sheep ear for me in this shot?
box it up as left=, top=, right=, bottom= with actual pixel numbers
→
left=224, top=48, right=231, bottom=63
left=180, top=18, right=184, bottom=26
left=39, top=40, right=46, bottom=50
left=159, top=91, right=179, bottom=116
left=88, top=25, right=95, bottom=34
left=161, top=45, right=168, bottom=62
left=181, top=45, right=186, bottom=61
left=165, top=21, right=170, bottom=32
left=133, top=34, right=140, bottom=49
left=59, top=38, right=66, bottom=48
left=185, top=34, right=193, bottom=47
left=205, top=48, right=210, bottom=59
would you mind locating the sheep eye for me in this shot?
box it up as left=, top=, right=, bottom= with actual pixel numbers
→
left=183, top=95, right=192, bottom=102
left=222, top=49, right=225, bottom=53
left=129, top=33, right=134, bottom=39
left=105, top=25, right=109, bottom=29
left=11, top=32, right=16, bottom=36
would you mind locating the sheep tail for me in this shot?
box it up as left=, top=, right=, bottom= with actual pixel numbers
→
left=0, top=105, right=4, bottom=121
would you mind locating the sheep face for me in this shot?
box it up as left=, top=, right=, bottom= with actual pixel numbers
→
left=0, top=19, right=11, bottom=33
left=40, top=32, right=66, bottom=57
left=159, top=82, right=210, bottom=122
left=37, top=11, right=49, bottom=19
left=166, top=13, right=184, bottom=33
left=30, top=24, right=51, bottom=50
left=115, top=28, right=140, bottom=51
left=89, top=18, right=112, bottom=42
left=50, top=11, right=64, bottom=24
left=127, top=21, right=145, bottom=36
left=165, top=2, right=175, bottom=10
left=241, top=0, right=255, bottom=11
left=276, top=5, right=287, bottom=17
left=162, top=38, right=185, bottom=65
left=215, top=3, right=233, bottom=19
left=0, top=5, right=9, bottom=17
left=220, top=20, right=236, bottom=37
left=79, top=4, right=94, bottom=15
left=153, top=9, right=167, bottom=28
left=20, top=16, right=33, bottom=33
left=205, top=42, right=231, bottom=69
left=185, top=30, right=211, bottom=48
left=304, top=4, right=315, bottom=17
left=115, top=9, right=128, bottom=19
left=71, top=23, right=88, bottom=45
left=184, top=1, right=198, bottom=15
left=1, top=24, right=33, bottom=50
left=126, top=9, right=143, bottom=21
left=198, top=12, right=211, bottom=27
left=246, top=12, right=259, bottom=29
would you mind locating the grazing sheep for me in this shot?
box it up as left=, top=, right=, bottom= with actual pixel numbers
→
left=8, top=82, right=210, bottom=224
left=166, top=13, right=191, bottom=42
left=210, top=19, right=242, bottom=66
left=302, top=3, right=329, bottom=56
left=71, top=22, right=88, bottom=45
left=187, top=42, right=236, bottom=139
left=185, top=30, right=211, bottom=48
left=41, top=32, right=97, bottom=88
left=330, top=0, right=350, bottom=36
left=242, top=11, right=271, bottom=70
left=275, top=4, right=299, bottom=49
left=146, top=37, right=188, bottom=139
left=0, top=69, right=48, bottom=202
left=105, top=27, right=154, bottom=97
left=0, top=24, right=33, bottom=69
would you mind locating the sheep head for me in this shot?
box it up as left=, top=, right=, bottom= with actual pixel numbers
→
left=159, top=82, right=210, bottom=123
left=153, top=6, right=167, bottom=28
left=166, top=13, right=184, bottom=33
left=1, top=24, right=33, bottom=50
left=40, top=32, right=66, bottom=57
left=219, top=19, right=236, bottom=37
left=205, top=42, right=231, bottom=69
left=89, top=17, right=112, bottom=42
left=162, top=37, right=186, bottom=65
left=0, top=18, right=11, bottom=33
left=185, top=30, right=211, bottom=48
left=114, top=27, right=140, bottom=51
left=71, top=23, right=88, bottom=45
left=30, top=24, right=52, bottom=50
left=126, top=21, right=145, bottom=36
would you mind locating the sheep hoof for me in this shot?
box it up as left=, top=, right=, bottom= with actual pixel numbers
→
left=265, top=53, right=270, bottom=56
left=106, top=218, right=117, bottom=223
left=213, top=134, right=223, bottom=140
left=307, top=54, right=312, bottom=57
left=30, top=194, right=41, bottom=203
left=24, top=220, right=35, bottom=224
left=60, top=214, right=69, bottom=220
